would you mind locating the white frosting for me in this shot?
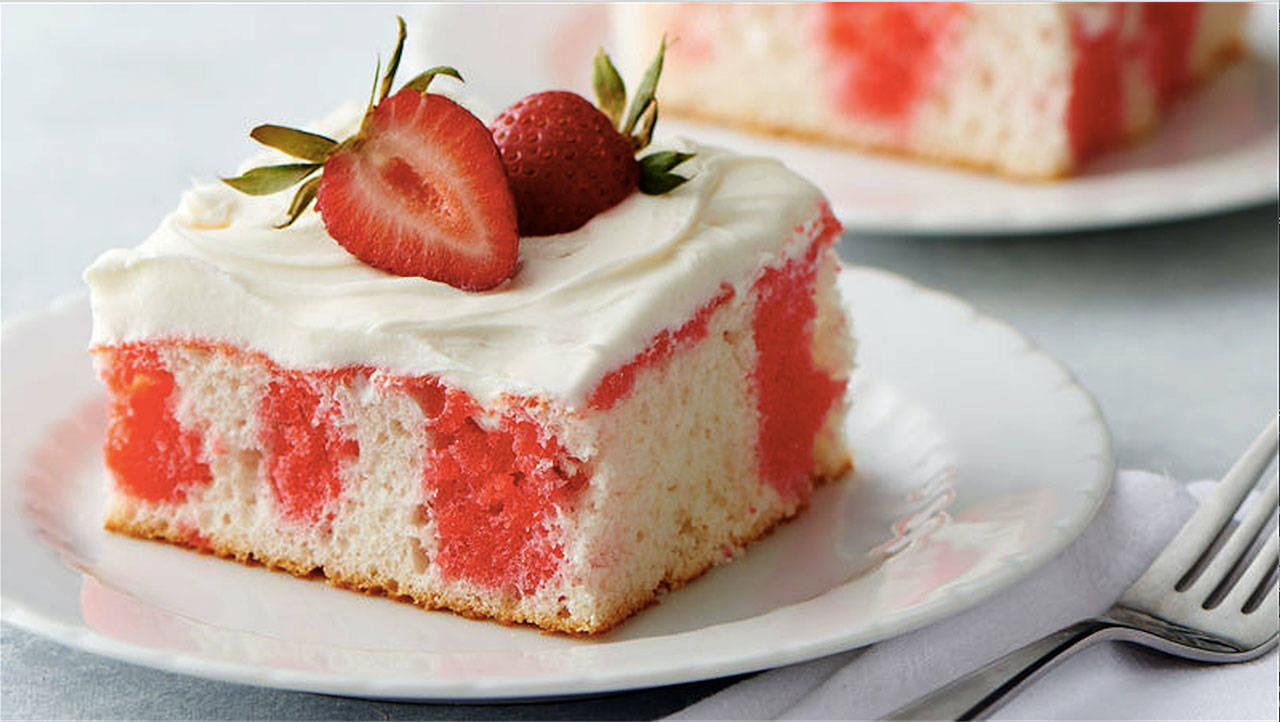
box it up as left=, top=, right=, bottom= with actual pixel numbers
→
left=85, top=115, right=826, bottom=407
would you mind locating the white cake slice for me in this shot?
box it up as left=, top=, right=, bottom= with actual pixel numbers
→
left=614, top=3, right=1247, bottom=178
left=85, top=114, right=855, bottom=634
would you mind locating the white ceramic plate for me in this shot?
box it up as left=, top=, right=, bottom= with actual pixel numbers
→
left=0, top=267, right=1113, bottom=701
left=417, top=4, right=1279, bottom=236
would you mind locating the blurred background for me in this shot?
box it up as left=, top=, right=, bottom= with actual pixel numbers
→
left=3, top=3, right=1275, bottom=480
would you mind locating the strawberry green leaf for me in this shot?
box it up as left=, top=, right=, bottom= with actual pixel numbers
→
left=639, top=171, right=691, bottom=195
left=377, top=17, right=408, bottom=103
left=633, top=98, right=659, bottom=151
left=276, top=174, right=322, bottom=228
left=638, top=150, right=694, bottom=195
left=222, top=163, right=321, bottom=195
left=640, top=150, right=694, bottom=173
left=402, top=65, right=464, bottom=94
left=593, top=47, right=626, bottom=128
left=622, top=35, right=666, bottom=136
left=250, top=124, right=338, bottom=163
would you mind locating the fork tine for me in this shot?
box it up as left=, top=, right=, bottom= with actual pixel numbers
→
left=1156, top=417, right=1279, bottom=588
left=1192, top=472, right=1280, bottom=604
left=1222, top=528, right=1279, bottom=613
left=1251, top=584, right=1279, bottom=624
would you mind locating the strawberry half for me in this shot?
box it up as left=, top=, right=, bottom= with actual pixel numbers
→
left=221, top=18, right=518, bottom=291
left=316, top=90, right=517, bottom=290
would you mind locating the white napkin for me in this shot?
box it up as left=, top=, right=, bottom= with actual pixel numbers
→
left=670, top=471, right=1279, bottom=720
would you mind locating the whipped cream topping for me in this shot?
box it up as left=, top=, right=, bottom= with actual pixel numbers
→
left=85, top=110, right=827, bottom=408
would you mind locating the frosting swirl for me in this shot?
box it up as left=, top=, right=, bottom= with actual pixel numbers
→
left=86, top=120, right=825, bottom=407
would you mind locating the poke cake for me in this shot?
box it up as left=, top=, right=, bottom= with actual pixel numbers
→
left=615, top=2, right=1248, bottom=179
left=84, top=21, right=854, bottom=634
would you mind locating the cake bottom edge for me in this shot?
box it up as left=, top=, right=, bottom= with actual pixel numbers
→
left=661, top=101, right=1073, bottom=181
left=103, top=456, right=854, bottom=637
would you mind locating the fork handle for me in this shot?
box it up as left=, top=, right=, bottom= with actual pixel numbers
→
left=882, top=619, right=1123, bottom=720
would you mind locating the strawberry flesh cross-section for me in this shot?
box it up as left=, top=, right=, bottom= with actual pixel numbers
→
left=317, top=90, right=519, bottom=291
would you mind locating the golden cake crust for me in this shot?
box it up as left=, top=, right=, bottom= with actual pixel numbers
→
left=104, top=459, right=851, bottom=636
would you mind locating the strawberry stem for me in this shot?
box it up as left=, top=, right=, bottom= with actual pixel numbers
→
left=377, top=17, right=408, bottom=104
left=621, top=35, right=666, bottom=137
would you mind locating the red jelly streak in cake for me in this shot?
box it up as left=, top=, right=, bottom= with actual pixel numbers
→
left=588, top=285, right=735, bottom=411
left=101, top=346, right=212, bottom=503
left=1140, top=3, right=1201, bottom=108
left=259, top=371, right=358, bottom=523
left=400, top=378, right=586, bottom=595
left=820, top=3, right=963, bottom=121
left=1067, top=7, right=1126, bottom=161
left=750, top=248, right=845, bottom=500
left=1069, top=5, right=1204, bottom=162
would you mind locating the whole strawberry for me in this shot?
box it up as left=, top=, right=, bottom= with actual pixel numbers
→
left=491, top=40, right=695, bottom=237
left=222, top=19, right=519, bottom=291
left=492, top=92, right=639, bottom=237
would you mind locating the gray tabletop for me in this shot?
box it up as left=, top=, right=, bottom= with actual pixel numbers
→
left=3, top=4, right=1277, bottom=720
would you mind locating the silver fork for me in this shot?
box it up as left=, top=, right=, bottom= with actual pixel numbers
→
left=886, top=416, right=1280, bottom=721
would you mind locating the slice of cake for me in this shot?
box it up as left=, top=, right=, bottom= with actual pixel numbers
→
left=84, top=24, right=854, bottom=634
left=614, top=2, right=1247, bottom=179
